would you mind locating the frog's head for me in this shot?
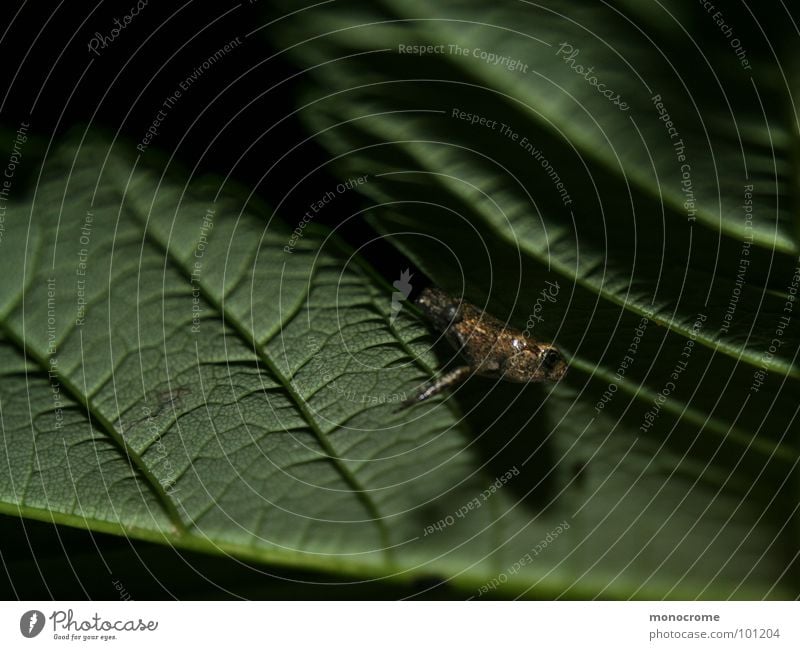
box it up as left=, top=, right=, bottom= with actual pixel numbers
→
left=503, top=343, right=568, bottom=383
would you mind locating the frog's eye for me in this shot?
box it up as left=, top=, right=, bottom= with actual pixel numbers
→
left=541, top=348, right=562, bottom=370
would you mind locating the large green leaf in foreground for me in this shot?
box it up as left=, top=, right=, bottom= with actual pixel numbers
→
left=0, top=138, right=796, bottom=598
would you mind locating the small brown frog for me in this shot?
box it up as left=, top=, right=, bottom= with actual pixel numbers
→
left=405, top=287, right=567, bottom=404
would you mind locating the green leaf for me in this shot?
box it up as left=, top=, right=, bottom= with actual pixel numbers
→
left=0, top=135, right=796, bottom=598
left=258, top=0, right=800, bottom=597
left=0, top=137, right=493, bottom=576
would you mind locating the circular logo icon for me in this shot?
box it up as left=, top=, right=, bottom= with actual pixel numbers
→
left=20, top=610, right=45, bottom=638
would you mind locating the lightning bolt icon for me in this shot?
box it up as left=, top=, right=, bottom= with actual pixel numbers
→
left=28, top=612, right=37, bottom=633
left=390, top=268, right=414, bottom=324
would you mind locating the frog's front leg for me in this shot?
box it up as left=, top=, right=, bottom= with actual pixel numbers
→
left=402, top=365, right=473, bottom=407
